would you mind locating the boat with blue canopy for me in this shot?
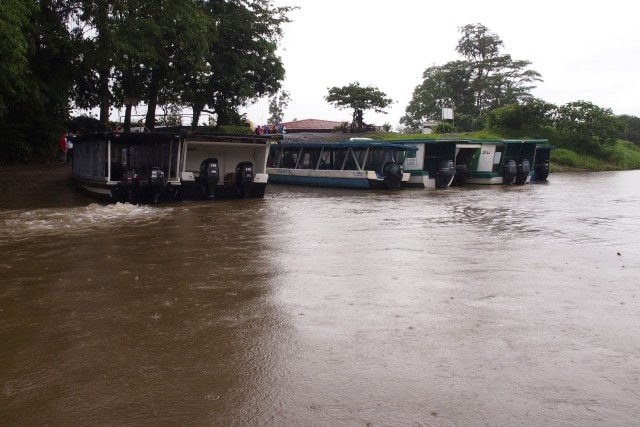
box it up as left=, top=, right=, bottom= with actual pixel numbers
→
left=266, top=141, right=417, bottom=189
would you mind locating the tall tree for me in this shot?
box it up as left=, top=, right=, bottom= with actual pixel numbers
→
left=402, top=23, right=541, bottom=131
left=183, top=0, right=293, bottom=127
left=325, top=82, right=393, bottom=132
left=0, top=0, right=77, bottom=161
left=268, top=90, right=290, bottom=124
left=0, top=0, right=36, bottom=119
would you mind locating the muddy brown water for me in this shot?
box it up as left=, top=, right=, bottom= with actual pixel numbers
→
left=1, top=171, right=639, bottom=425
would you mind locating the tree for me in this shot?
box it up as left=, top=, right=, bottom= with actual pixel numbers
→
left=400, top=61, right=473, bottom=130
left=0, top=0, right=78, bottom=161
left=554, top=101, right=624, bottom=152
left=0, top=0, right=36, bottom=119
left=268, top=90, right=290, bottom=124
left=183, top=0, right=293, bottom=127
left=485, top=98, right=556, bottom=135
left=325, top=82, right=393, bottom=132
left=402, top=23, right=541, bottom=132
left=618, top=115, right=640, bottom=147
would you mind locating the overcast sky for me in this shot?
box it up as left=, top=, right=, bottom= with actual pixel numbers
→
left=242, top=0, right=640, bottom=128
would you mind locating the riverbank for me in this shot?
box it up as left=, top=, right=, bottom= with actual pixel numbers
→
left=0, top=162, right=72, bottom=193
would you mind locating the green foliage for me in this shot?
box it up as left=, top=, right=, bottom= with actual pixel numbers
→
left=268, top=90, right=290, bottom=124
left=0, top=0, right=36, bottom=119
left=325, top=82, right=393, bottom=132
left=553, top=101, right=624, bottom=154
left=402, top=23, right=541, bottom=132
left=486, top=99, right=556, bottom=135
left=0, top=0, right=295, bottom=162
left=433, top=123, right=455, bottom=134
left=618, top=115, right=640, bottom=147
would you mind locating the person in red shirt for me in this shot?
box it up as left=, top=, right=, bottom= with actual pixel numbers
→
left=59, top=132, right=68, bottom=163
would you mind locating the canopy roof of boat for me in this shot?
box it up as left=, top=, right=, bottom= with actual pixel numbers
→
left=272, top=141, right=417, bottom=151
left=185, top=132, right=282, bottom=144
left=74, top=131, right=184, bottom=144
left=74, top=131, right=283, bottom=145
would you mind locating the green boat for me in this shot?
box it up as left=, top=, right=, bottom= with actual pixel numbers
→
left=454, top=139, right=548, bottom=185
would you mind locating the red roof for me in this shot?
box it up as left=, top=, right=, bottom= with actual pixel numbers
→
left=281, top=118, right=344, bottom=131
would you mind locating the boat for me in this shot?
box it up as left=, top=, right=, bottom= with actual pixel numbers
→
left=266, top=141, right=418, bottom=189
left=453, top=139, right=547, bottom=185
left=71, top=130, right=281, bottom=203
left=394, top=138, right=460, bottom=189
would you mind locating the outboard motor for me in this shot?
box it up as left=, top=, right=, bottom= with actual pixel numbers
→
left=382, top=162, right=404, bottom=189
left=148, top=167, right=165, bottom=203
left=123, top=170, right=140, bottom=204
left=534, top=160, right=550, bottom=182
left=199, top=158, right=219, bottom=199
left=435, top=160, right=455, bottom=188
left=515, top=159, right=531, bottom=185
left=502, top=160, right=517, bottom=185
left=235, top=161, right=254, bottom=197
left=453, top=163, right=468, bottom=186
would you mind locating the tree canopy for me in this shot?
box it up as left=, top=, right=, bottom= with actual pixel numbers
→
left=325, top=82, right=393, bottom=132
left=401, top=23, right=542, bottom=131
left=0, top=0, right=294, bottom=162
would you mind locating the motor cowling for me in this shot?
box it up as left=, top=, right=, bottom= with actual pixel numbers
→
left=383, top=162, right=404, bottom=189
left=502, top=160, right=517, bottom=185
left=453, top=163, right=468, bottom=186
left=149, top=167, right=165, bottom=203
left=516, top=159, right=531, bottom=185
left=235, top=161, right=254, bottom=197
left=534, top=160, right=550, bottom=182
left=199, top=158, right=219, bottom=199
left=435, top=160, right=455, bottom=188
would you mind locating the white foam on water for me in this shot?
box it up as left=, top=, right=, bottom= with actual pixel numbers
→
left=0, top=202, right=173, bottom=241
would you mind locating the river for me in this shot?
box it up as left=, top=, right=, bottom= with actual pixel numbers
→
left=1, top=171, right=639, bottom=426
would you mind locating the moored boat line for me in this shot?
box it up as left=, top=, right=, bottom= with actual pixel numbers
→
left=70, top=130, right=553, bottom=204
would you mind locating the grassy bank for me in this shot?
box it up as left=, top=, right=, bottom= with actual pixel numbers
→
left=362, top=131, right=640, bottom=172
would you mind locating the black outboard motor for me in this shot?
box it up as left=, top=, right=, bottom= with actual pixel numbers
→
left=121, top=170, right=141, bottom=204
left=382, top=162, right=404, bottom=189
left=534, top=160, right=550, bottom=182
left=435, top=160, right=455, bottom=188
left=235, top=161, right=254, bottom=197
left=148, top=167, right=165, bottom=203
left=453, top=163, right=468, bottom=186
left=199, top=158, right=219, bottom=199
left=502, top=160, right=517, bottom=185
left=515, top=159, right=531, bottom=185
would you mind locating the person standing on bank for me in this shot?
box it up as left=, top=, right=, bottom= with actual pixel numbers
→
left=59, top=132, right=68, bottom=163
left=65, top=132, right=75, bottom=166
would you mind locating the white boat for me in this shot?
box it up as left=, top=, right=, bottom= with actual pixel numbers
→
left=266, top=141, right=417, bottom=189
left=71, top=130, right=281, bottom=203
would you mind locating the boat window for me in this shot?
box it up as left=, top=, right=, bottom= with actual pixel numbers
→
left=368, top=148, right=393, bottom=172
left=282, top=147, right=299, bottom=168
left=343, top=148, right=361, bottom=171
left=299, top=147, right=323, bottom=169
left=75, top=138, right=107, bottom=178
left=319, top=149, right=332, bottom=169
left=394, top=149, right=408, bottom=163
left=327, top=148, right=347, bottom=170
left=267, top=147, right=279, bottom=167
left=351, top=147, right=367, bottom=170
